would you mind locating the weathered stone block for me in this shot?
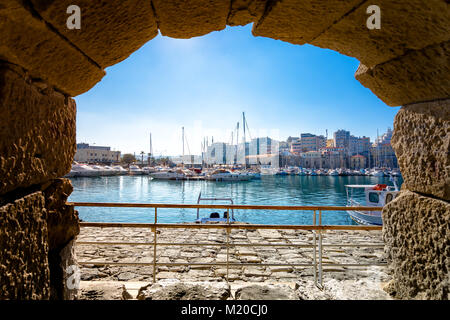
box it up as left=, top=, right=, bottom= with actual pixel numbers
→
left=0, top=191, right=50, bottom=299
left=312, top=0, right=450, bottom=68
left=41, top=178, right=79, bottom=251
left=355, top=41, right=450, bottom=106
left=227, top=0, right=267, bottom=27
left=0, top=1, right=104, bottom=96
left=252, top=0, right=361, bottom=45
left=30, top=0, right=159, bottom=68
left=0, top=63, right=76, bottom=195
left=382, top=191, right=450, bottom=299
left=152, top=0, right=230, bottom=38
left=391, top=100, right=450, bottom=200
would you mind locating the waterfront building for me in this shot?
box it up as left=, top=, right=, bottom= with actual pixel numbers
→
left=300, top=151, right=323, bottom=169
left=74, top=143, right=121, bottom=164
left=333, top=130, right=350, bottom=150
left=371, top=128, right=398, bottom=168
left=350, top=154, right=367, bottom=169
left=205, top=142, right=227, bottom=165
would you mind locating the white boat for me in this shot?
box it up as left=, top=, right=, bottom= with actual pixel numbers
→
left=102, top=166, right=116, bottom=176
left=70, top=164, right=101, bottom=177
left=345, top=181, right=399, bottom=225
left=142, top=167, right=157, bottom=175
left=328, top=169, right=339, bottom=176
left=150, top=169, right=188, bottom=180
left=205, top=169, right=252, bottom=181
left=371, top=170, right=385, bottom=177
left=128, top=165, right=144, bottom=175
left=112, top=165, right=128, bottom=175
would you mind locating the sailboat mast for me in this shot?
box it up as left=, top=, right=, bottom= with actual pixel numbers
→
left=243, top=112, right=247, bottom=168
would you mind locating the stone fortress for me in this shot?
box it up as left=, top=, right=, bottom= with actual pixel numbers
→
left=0, top=0, right=448, bottom=300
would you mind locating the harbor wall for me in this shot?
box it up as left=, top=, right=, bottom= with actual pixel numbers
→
left=0, top=0, right=448, bottom=299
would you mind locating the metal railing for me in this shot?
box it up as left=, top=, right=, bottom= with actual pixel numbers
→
left=69, top=202, right=385, bottom=288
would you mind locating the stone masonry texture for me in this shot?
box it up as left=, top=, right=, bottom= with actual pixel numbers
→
left=0, top=191, right=50, bottom=299
left=0, top=62, right=76, bottom=195
left=382, top=191, right=449, bottom=300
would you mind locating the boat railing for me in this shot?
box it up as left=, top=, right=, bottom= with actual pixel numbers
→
left=69, top=202, right=384, bottom=289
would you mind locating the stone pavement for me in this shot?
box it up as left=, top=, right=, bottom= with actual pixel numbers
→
left=75, top=225, right=392, bottom=299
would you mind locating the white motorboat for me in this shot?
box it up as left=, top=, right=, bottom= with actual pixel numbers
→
left=142, top=167, right=157, bottom=175
left=128, top=165, right=144, bottom=175
left=345, top=180, right=399, bottom=225
left=70, top=164, right=101, bottom=177
left=112, top=165, right=128, bottom=175
left=371, top=170, right=385, bottom=177
left=150, top=169, right=189, bottom=180
left=328, top=169, right=339, bottom=176
left=205, top=169, right=252, bottom=181
left=102, top=166, right=116, bottom=176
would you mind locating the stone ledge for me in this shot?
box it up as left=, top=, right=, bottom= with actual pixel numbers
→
left=152, top=0, right=230, bottom=38
left=311, top=0, right=450, bottom=68
left=30, top=0, right=159, bottom=68
left=355, top=41, right=450, bottom=106
left=0, top=1, right=104, bottom=96
left=252, top=0, right=362, bottom=45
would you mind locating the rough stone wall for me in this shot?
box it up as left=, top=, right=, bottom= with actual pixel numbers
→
left=391, top=100, right=450, bottom=201
left=0, top=191, right=50, bottom=299
left=382, top=191, right=449, bottom=300
left=382, top=99, right=450, bottom=300
left=0, top=61, right=79, bottom=299
left=0, top=0, right=448, bottom=300
left=0, top=62, right=76, bottom=195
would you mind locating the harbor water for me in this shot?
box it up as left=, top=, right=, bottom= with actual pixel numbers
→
left=69, top=175, right=402, bottom=225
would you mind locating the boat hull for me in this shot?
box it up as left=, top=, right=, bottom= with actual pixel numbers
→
left=346, top=209, right=382, bottom=226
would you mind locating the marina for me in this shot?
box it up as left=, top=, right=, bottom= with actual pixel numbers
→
left=68, top=174, right=402, bottom=226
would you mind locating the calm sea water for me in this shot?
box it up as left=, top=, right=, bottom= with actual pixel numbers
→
left=68, top=175, right=402, bottom=225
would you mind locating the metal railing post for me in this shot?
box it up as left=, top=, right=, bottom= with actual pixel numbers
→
left=318, top=210, right=323, bottom=289
left=313, top=210, right=317, bottom=285
left=153, top=207, right=157, bottom=283
left=226, top=207, right=230, bottom=283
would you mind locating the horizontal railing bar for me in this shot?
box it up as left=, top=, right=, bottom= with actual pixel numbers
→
left=77, top=262, right=314, bottom=267
left=77, top=261, right=387, bottom=267
left=68, top=202, right=382, bottom=211
left=79, top=222, right=382, bottom=231
left=76, top=241, right=384, bottom=248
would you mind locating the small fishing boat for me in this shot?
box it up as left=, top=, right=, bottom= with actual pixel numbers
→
left=195, top=192, right=236, bottom=224
left=345, top=179, right=399, bottom=225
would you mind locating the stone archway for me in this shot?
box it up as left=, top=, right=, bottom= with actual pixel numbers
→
left=0, top=0, right=448, bottom=299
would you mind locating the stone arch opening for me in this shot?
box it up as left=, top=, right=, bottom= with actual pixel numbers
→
left=0, top=0, right=448, bottom=300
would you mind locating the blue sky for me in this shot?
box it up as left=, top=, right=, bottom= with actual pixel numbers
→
left=75, top=24, right=399, bottom=156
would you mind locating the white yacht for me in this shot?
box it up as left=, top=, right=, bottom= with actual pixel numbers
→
left=371, top=170, right=385, bottom=177
left=112, top=165, right=128, bottom=175
left=142, top=167, right=157, bottom=175
left=150, top=169, right=189, bottom=180
left=70, top=164, right=100, bottom=177
left=128, top=165, right=144, bottom=175
left=205, top=169, right=252, bottom=181
left=345, top=181, right=399, bottom=225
